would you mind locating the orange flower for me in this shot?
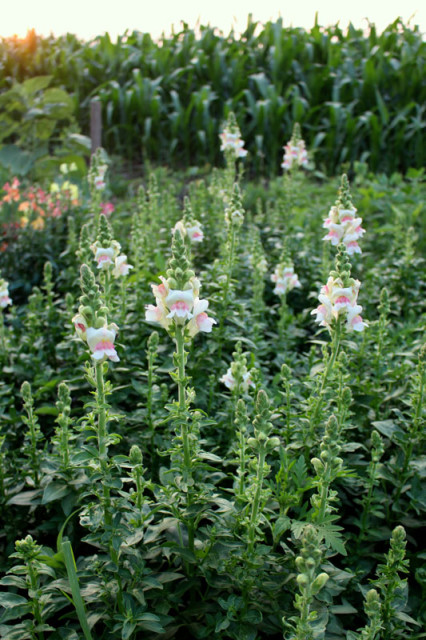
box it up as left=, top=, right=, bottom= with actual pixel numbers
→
left=31, top=217, right=45, bottom=230
left=18, top=201, right=31, bottom=212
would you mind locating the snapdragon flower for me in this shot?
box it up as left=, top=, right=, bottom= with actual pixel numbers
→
left=90, top=214, right=121, bottom=272
left=173, top=219, right=204, bottom=243
left=219, top=130, right=248, bottom=158
left=219, top=112, right=248, bottom=159
left=323, top=205, right=365, bottom=255
left=311, top=274, right=367, bottom=333
left=220, top=368, right=253, bottom=391
left=86, top=324, right=119, bottom=362
left=0, top=275, right=12, bottom=309
left=186, top=298, right=216, bottom=337
left=271, top=264, right=301, bottom=296
left=323, top=174, right=365, bottom=255
left=145, top=230, right=215, bottom=339
left=113, top=254, right=133, bottom=277
left=281, top=123, right=309, bottom=171
left=281, top=140, right=308, bottom=171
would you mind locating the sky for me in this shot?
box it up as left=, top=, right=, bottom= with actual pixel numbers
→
left=1, top=0, right=425, bottom=40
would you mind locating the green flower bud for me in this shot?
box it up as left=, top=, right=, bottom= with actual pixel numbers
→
left=129, top=445, right=143, bottom=466
left=311, top=572, right=329, bottom=595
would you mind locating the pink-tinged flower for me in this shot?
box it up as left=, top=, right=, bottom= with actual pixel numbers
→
left=151, top=276, right=170, bottom=303
left=312, top=276, right=366, bottom=332
left=323, top=205, right=365, bottom=253
left=219, top=130, right=248, bottom=158
left=145, top=302, right=172, bottom=330
left=0, top=287, right=12, bottom=309
left=165, top=289, right=195, bottom=322
left=271, top=264, right=301, bottom=296
left=72, top=313, right=88, bottom=340
left=94, top=247, right=115, bottom=268
left=100, top=202, right=115, bottom=216
left=113, top=255, right=134, bottom=277
left=186, top=298, right=217, bottom=337
left=220, top=367, right=253, bottom=392
left=90, top=240, right=121, bottom=270
left=186, top=223, right=204, bottom=243
left=346, top=304, right=368, bottom=332
left=172, top=219, right=204, bottom=243
left=281, top=140, right=308, bottom=171
left=86, top=324, right=119, bottom=362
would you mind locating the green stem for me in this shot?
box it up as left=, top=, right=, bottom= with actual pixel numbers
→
left=28, top=562, right=44, bottom=640
left=217, top=226, right=236, bottom=365
left=95, top=363, right=111, bottom=526
left=317, top=481, right=329, bottom=524
left=248, top=444, right=266, bottom=553
left=175, top=326, right=190, bottom=470
left=0, top=313, right=6, bottom=358
left=358, top=463, right=377, bottom=543
left=309, top=320, right=342, bottom=436
left=238, top=429, right=246, bottom=498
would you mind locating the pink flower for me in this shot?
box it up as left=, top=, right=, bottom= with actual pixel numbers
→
left=271, top=264, right=301, bottom=295
left=113, top=255, right=133, bottom=277
left=323, top=205, right=365, bottom=253
left=311, top=275, right=367, bottom=332
left=220, top=367, right=253, bottom=392
left=72, top=313, right=88, bottom=340
left=186, top=223, right=204, bottom=243
left=219, top=130, right=248, bottom=158
left=186, top=299, right=216, bottom=337
left=166, top=289, right=195, bottom=322
left=145, top=302, right=172, bottom=330
left=100, top=202, right=115, bottom=216
left=281, top=140, right=308, bottom=171
left=90, top=240, right=121, bottom=270
left=86, top=324, right=119, bottom=362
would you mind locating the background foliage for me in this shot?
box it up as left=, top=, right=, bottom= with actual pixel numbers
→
left=0, top=17, right=425, bottom=176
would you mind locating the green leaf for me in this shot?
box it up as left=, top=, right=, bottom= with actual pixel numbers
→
left=0, top=592, right=28, bottom=608
left=61, top=540, right=93, bottom=640
left=42, top=483, right=69, bottom=504
left=0, top=145, right=33, bottom=175
left=372, top=420, right=404, bottom=439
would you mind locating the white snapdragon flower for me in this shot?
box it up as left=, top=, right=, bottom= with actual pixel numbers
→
left=281, top=140, right=308, bottom=171
left=165, top=289, right=195, bottom=321
left=0, top=286, right=12, bottom=309
left=90, top=240, right=121, bottom=270
left=86, top=324, right=119, bottom=362
left=271, top=264, right=301, bottom=296
left=220, top=368, right=253, bottom=392
left=311, top=275, right=367, bottom=332
left=219, top=129, right=248, bottom=158
left=323, top=206, right=365, bottom=254
left=186, top=298, right=217, bottom=337
left=113, top=255, right=134, bottom=277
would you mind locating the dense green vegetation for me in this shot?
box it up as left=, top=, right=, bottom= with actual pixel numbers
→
left=0, top=17, right=425, bottom=176
left=0, top=150, right=424, bottom=637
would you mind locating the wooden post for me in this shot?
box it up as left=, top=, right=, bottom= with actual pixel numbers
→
left=90, top=99, right=102, bottom=155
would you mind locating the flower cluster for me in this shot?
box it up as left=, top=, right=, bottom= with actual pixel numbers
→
left=172, top=197, right=204, bottom=243
left=90, top=214, right=133, bottom=277
left=271, top=263, right=301, bottom=296
left=311, top=250, right=367, bottom=333
left=323, top=175, right=365, bottom=255
left=281, top=123, right=308, bottom=171
left=219, top=112, right=248, bottom=159
left=220, top=342, right=254, bottom=392
left=73, top=265, right=119, bottom=363
left=88, top=148, right=109, bottom=193
left=0, top=274, right=12, bottom=309
left=0, top=177, right=79, bottom=238
left=145, top=230, right=215, bottom=338
left=225, top=183, right=245, bottom=228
